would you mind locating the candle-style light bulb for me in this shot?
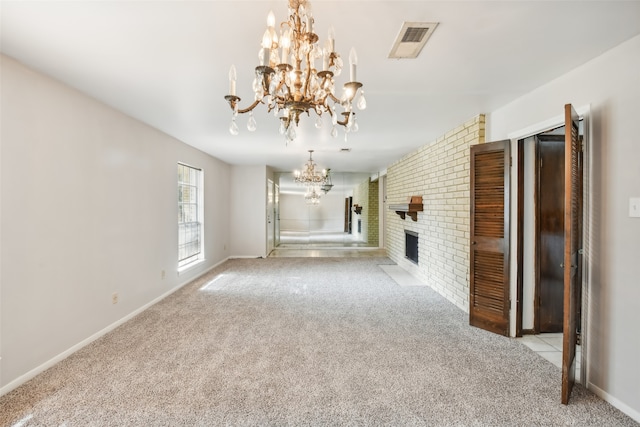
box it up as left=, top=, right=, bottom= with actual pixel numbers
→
left=281, top=29, right=291, bottom=65
left=262, top=29, right=272, bottom=49
left=323, top=39, right=331, bottom=70
left=349, top=48, right=357, bottom=82
left=328, top=27, right=335, bottom=52
left=262, top=29, right=272, bottom=66
left=267, top=10, right=275, bottom=28
left=229, top=65, right=237, bottom=96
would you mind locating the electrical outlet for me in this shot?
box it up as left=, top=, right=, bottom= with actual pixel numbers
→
left=161, top=269, right=166, bottom=280
left=112, top=292, right=118, bottom=304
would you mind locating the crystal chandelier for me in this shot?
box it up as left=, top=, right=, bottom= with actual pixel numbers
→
left=293, top=150, right=327, bottom=185
left=225, top=0, right=366, bottom=143
left=304, top=185, right=322, bottom=205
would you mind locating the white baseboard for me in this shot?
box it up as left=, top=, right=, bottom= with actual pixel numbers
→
left=588, top=381, right=640, bottom=423
left=0, top=257, right=229, bottom=397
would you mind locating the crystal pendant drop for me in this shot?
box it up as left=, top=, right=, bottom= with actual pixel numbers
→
left=315, top=116, right=323, bottom=129
left=331, top=126, right=338, bottom=138
left=331, top=110, right=338, bottom=125
left=352, top=116, right=359, bottom=132
left=357, top=91, right=367, bottom=110
left=247, top=113, right=257, bottom=132
left=279, top=120, right=286, bottom=135
left=229, top=119, right=239, bottom=136
left=287, top=125, right=296, bottom=141
left=271, top=50, right=280, bottom=67
left=334, top=56, right=343, bottom=76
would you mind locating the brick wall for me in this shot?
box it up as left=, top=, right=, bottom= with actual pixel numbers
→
left=368, top=179, right=379, bottom=246
left=386, top=115, right=485, bottom=311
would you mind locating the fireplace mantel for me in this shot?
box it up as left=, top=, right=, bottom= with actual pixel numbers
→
left=389, top=196, right=423, bottom=221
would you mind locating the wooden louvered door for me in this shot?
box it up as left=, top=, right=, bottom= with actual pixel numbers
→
left=470, top=140, right=511, bottom=336
left=561, top=104, right=580, bottom=404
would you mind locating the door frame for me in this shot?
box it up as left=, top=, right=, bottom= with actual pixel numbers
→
left=266, top=179, right=275, bottom=255
left=508, top=105, right=591, bottom=387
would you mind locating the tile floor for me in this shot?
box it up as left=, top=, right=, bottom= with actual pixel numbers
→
left=271, top=231, right=382, bottom=256
left=517, top=333, right=582, bottom=383
left=270, top=247, right=387, bottom=258
left=278, top=230, right=375, bottom=247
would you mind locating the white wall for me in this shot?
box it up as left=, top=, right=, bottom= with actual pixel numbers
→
left=0, top=55, right=231, bottom=392
left=279, top=192, right=345, bottom=232
left=229, top=165, right=268, bottom=258
left=487, top=35, right=640, bottom=420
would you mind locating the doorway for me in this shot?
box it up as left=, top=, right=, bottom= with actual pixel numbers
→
left=517, top=125, right=583, bottom=338
left=344, top=196, right=353, bottom=233
left=267, top=179, right=275, bottom=255
left=514, top=106, right=587, bottom=402
left=536, top=133, right=566, bottom=333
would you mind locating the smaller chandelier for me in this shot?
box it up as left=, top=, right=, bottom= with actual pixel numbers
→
left=294, top=150, right=327, bottom=185
left=225, top=0, right=366, bottom=143
left=304, top=185, right=322, bottom=205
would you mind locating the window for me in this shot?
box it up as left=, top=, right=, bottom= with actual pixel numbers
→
left=178, top=163, right=203, bottom=268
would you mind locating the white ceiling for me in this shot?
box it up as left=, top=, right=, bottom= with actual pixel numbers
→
left=2, top=0, right=640, bottom=177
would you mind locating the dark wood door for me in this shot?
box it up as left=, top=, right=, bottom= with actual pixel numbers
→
left=344, top=198, right=349, bottom=232
left=562, top=104, right=580, bottom=404
left=344, top=197, right=353, bottom=233
left=536, top=135, right=565, bottom=332
left=470, top=140, right=511, bottom=336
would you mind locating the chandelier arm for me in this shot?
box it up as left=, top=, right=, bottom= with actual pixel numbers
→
left=225, top=98, right=262, bottom=115
left=318, top=97, right=333, bottom=117
left=237, top=100, right=263, bottom=114
left=315, top=92, right=329, bottom=107
left=326, top=92, right=341, bottom=104
left=336, top=112, right=351, bottom=127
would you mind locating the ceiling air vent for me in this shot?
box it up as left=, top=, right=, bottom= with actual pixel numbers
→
left=388, top=22, right=439, bottom=59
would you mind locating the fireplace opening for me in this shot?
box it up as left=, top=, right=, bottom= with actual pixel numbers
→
left=405, top=230, right=419, bottom=265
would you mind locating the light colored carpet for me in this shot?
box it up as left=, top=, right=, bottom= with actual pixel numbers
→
left=1, top=257, right=636, bottom=426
